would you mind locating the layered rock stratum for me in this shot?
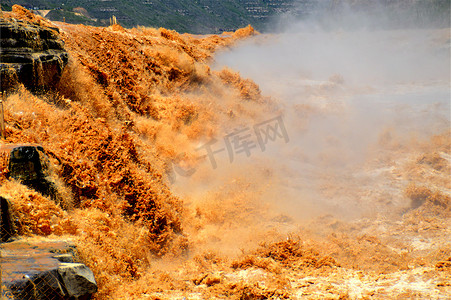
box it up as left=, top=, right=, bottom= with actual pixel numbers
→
left=1, top=6, right=68, bottom=92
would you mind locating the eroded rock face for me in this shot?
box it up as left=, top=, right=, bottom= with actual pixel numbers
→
left=0, top=17, right=68, bottom=92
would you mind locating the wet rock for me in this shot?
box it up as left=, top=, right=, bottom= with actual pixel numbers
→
left=0, top=144, right=65, bottom=205
left=58, top=263, right=98, bottom=298
left=53, top=253, right=75, bottom=263
left=0, top=17, right=68, bottom=93
left=4, top=269, right=65, bottom=300
left=0, top=196, right=16, bottom=242
left=1, top=239, right=97, bottom=299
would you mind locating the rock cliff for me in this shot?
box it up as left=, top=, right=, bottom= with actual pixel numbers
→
left=0, top=14, right=68, bottom=92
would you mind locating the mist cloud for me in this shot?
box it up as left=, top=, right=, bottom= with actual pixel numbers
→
left=210, top=4, right=450, bottom=219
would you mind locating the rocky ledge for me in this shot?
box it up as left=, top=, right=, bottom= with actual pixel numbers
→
left=1, top=238, right=97, bottom=299
left=0, top=16, right=68, bottom=92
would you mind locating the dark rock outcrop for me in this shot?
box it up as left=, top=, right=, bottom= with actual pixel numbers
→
left=1, top=196, right=17, bottom=242
left=1, top=239, right=98, bottom=299
left=58, top=263, right=98, bottom=299
left=0, top=144, right=65, bottom=206
left=0, top=17, right=68, bottom=93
